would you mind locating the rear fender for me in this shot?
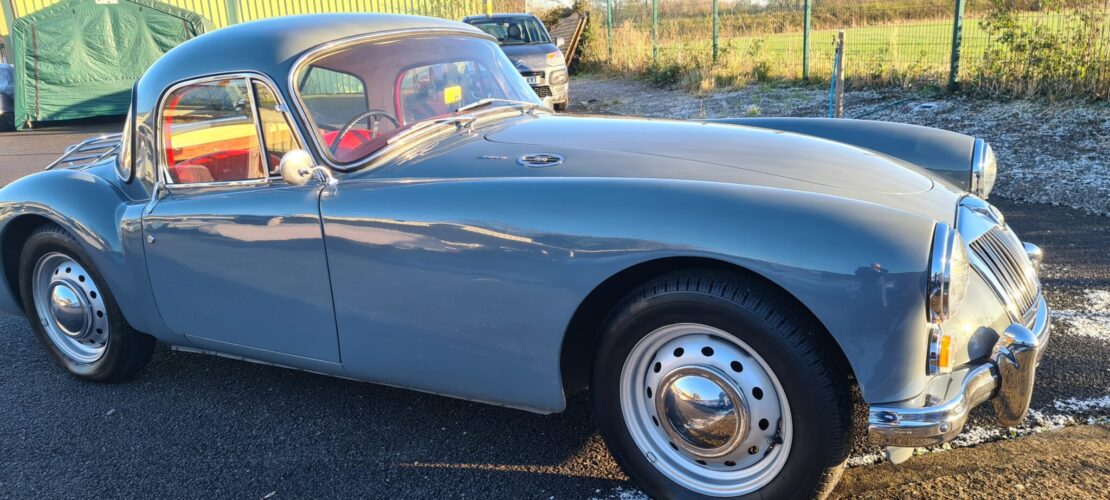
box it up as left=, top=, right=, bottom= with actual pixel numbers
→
left=0, top=167, right=177, bottom=342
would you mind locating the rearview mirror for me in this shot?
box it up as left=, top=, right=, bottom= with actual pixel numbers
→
left=280, top=149, right=334, bottom=186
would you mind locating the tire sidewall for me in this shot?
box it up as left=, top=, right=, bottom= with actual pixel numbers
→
left=594, top=292, right=839, bottom=500
left=19, top=228, right=129, bottom=380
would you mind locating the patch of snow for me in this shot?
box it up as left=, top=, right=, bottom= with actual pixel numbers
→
left=591, top=487, right=650, bottom=500
left=1054, top=395, right=1110, bottom=413
left=1052, top=289, right=1110, bottom=341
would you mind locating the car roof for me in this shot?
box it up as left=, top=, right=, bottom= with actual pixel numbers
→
left=135, top=14, right=486, bottom=113
left=463, top=13, right=538, bottom=22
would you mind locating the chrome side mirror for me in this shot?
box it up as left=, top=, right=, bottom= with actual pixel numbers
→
left=280, top=149, right=335, bottom=186
left=556, top=37, right=566, bottom=48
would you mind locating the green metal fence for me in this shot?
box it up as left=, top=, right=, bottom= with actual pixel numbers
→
left=594, top=0, right=1110, bottom=98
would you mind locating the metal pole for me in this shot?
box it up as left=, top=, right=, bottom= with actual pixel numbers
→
left=606, top=0, right=613, bottom=62
left=225, top=0, right=239, bottom=25
left=834, top=30, right=845, bottom=118
left=652, top=0, right=658, bottom=65
left=802, top=0, right=812, bottom=80
left=948, top=0, right=966, bottom=91
left=712, top=0, right=719, bottom=63
left=0, top=0, right=15, bottom=63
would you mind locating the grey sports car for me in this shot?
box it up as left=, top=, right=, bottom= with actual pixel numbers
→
left=0, top=14, right=1049, bottom=499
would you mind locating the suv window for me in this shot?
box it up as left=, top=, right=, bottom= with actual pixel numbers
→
left=161, top=78, right=265, bottom=184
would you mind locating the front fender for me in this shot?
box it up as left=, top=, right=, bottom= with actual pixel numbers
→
left=705, top=117, right=975, bottom=191
left=323, top=176, right=936, bottom=410
left=0, top=166, right=175, bottom=341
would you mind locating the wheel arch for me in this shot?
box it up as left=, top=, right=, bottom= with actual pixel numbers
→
left=559, top=256, right=858, bottom=398
left=0, top=169, right=170, bottom=339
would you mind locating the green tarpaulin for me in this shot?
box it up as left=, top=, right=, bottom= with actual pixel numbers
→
left=11, top=0, right=209, bottom=130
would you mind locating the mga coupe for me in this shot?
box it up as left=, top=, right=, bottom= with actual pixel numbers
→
left=0, top=14, right=1050, bottom=499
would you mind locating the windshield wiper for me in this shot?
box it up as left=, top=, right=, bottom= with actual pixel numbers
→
left=456, top=98, right=542, bottom=115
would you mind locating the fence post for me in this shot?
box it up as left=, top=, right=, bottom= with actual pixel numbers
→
left=948, top=0, right=966, bottom=90
left=833, top=30, right=845, bottom=118
left=1, top=0, right=16, bottom=62
left=652, top=0, right=658, bottom=65
left=225, top=0, right=239, bottom=25
left=712, top=0, right=719, bottom=63
left=802, top=0, right=812, bottom=80
left=606, top=0, right=613, bottom=62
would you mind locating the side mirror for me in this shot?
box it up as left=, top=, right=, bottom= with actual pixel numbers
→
left=556, top=37, right=566, bottom=48
left=280, top=149, right=335, bottom=186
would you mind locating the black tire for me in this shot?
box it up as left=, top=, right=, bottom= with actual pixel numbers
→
left=592, top=270, right=852, bottom=499
left=19, top=223, right=155, bottom=382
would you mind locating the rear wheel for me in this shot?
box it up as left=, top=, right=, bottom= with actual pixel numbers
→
left=19, top=224, right=155, bottom=381
left=592, top=271, right=851, bottom=499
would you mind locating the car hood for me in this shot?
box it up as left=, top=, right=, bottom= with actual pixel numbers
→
left=364, top=114, right=961, bottom=223
left=480, top=115, right=959, bottom=222
left=498, top=43, right=559, bottom=69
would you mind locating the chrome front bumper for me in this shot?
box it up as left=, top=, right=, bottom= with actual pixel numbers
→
left=868, top=295, right=1051, bottom=448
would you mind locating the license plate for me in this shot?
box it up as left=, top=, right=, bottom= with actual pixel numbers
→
left=525, top=76, right=542, bottom=85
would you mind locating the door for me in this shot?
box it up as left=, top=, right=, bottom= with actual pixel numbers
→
left=142, top=76, right=340, bottom=363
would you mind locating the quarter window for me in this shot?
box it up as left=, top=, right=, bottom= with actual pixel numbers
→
left=161, top=78, right=266, bottom=184
left=252, top=81, right=300, bottom=174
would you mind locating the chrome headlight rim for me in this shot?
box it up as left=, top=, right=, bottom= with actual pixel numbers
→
left=928, top=222, right=970, bottom=323
left=970, top=139, right=997, bottom=199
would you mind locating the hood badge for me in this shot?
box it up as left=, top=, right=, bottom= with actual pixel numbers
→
left=517, top=153, right=564, bottom=168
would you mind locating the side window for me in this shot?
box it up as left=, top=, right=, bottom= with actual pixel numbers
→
left=161, top=78, right=265, bottom=184
left=252, top=81, right=299, bottom=174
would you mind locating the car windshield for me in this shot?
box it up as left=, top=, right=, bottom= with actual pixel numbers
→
left=466, top=17, right=551, bottom=45
left=294, top=35, right=540, bottom=165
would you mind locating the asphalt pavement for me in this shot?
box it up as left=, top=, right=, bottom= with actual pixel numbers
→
left=0, top=123, right=1107, bottom=499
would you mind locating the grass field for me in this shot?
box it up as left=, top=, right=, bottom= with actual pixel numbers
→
left=581, top=6, right=1109, bottom=98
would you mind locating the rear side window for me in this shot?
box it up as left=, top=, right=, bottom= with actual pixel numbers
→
left=161, top=78, right=265, bottom=184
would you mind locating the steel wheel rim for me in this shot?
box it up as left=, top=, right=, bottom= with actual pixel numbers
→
left=32, top=252, right=109, bottom=364
left=620, top=323, right=792, bottom=497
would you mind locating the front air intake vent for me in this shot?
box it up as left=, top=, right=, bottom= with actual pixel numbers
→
left=969, top=225, right=1040, bottom=319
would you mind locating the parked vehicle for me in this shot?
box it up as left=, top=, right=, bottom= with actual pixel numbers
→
left=0, top=15, right=1050, bottom=499
left=0, top=63, right=13, bottom=131
left=463, top=13, right=569, bottom=111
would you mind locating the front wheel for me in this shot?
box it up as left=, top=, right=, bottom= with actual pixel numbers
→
left=19, top=224, right=155, bottom=381
left=593, top=271, right=852, bottom=499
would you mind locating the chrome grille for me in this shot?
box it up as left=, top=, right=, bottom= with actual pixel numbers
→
left=969, top=225, right=1039, bottom=317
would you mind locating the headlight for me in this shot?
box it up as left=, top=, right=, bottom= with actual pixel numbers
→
left=928, top=222, right=970, bottom=322
left=549, top=69, right=568, bottom=85
left=546, top=51, right=564, bottom=66
left=970, top=139, right=997, bottom=199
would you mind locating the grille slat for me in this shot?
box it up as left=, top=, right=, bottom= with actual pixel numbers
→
left=969, top=225, right=1039, bottom=317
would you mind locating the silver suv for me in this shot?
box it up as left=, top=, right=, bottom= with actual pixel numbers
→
left=464, top=13, right=569, bottom=111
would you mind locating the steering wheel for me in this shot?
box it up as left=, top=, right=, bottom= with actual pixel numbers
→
left=329, top=110, right=401, bottom=155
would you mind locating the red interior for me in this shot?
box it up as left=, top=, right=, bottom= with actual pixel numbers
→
left=170, top=150, right=253, bottom=183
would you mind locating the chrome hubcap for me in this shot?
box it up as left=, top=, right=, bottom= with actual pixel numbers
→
left=620, top=323, right=792, bottom=497
left=32, top=253, right=109, bottom=364
left=656, top=367, right=748, bottom=458
left=49, top=283, right=88, bottom=336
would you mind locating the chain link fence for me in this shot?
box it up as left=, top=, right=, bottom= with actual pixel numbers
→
left=588, top=0, right=1109, bottom=99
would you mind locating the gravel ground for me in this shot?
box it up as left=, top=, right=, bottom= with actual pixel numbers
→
left=1, top=107, right=1108, bottom=498
left=568, top=75, right=1110, bottom=216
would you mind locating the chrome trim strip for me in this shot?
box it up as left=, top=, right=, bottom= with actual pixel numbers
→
left=154, top=71, right=310, bottom=189
left=969, top=138, right=986, bottom=195
left=868, top=295, right=1051, bottom=449
left=927, top=222, right=954, bottom=322
left=285, top=27, right=499, bottom=173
